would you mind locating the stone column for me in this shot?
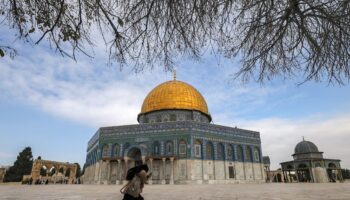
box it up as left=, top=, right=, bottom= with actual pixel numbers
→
left=295, top=170, right=300, bottom=182
left=260, top=163, right=264, bottom=180
left=233, top=145, right=238, bottom=180
left=250, top=147, right=255, bottom=180
left=94, top=161, right=99, bottom=182
left=288, top=171, right=292, bottom=182
left=223, top=144, right=227, bottom=180
left=98, top=160, right=103, bottom=184
left=116, top=159, right=121, bottom=185
left=106, top=160, right=111, bottom=184
left=309, top=168, right=314, bottom=182
left=142, top=156, right=146, bottom=164
left=161, top=158, right=166, bottom=184
left=170, top=157, right=174, bottom=184
left=201, top=139, right=207, bottom=181
left=242, top=146, right=247, bottom=180
left=338, top=169, right=344, bottom=182
left=123, top=158, right=129, bottom=184
left=149, top=158, right=153, bottom=185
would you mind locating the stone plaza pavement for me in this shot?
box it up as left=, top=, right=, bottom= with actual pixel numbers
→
left=0, top=183, right=350, bottom=200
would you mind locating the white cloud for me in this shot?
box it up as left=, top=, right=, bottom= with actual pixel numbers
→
left=0, top=45, right=278, bottom=128
left=0, top=152, right=15, bottom=159
left=0, top=45, right=168, bottom=127
left=0, top=152, right=15, bottom=166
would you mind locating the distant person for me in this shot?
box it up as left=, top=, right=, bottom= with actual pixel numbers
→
left=120, top=164, right=152, bottom=200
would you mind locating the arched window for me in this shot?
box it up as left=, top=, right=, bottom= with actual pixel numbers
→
left=328, top=163, right=337, bottom=169
left=153, top=141, right=160, bottom=155
left=179, top=140, right=187, bottom=155
left=156, top=115, right=162, bottom=122
left=113, top=144, right=120, bottom=157
left=315, top=162, right=322, bottom=167
left=170, top=114, right=176, bottom=121
left=65, top=168, right=71, bottom=177
left=40, top=166, right=47, bottom=176
left=254, top=147, right=260, bottom=162
left=227, top=145, right=233, bottom=160
left=102, top=144, right=109, bottom=158
left=163, top=114, right=169, bottom=122
left=298, top=163, right=308, bottom=169
left=217, top=143, right=225, bottom=160
left=58, top=167, right=64, bottom=174
left=123, top=142, right=130, bottom=155
left=166, top=141, right=173, bottom=155
left=206, top=142, right=214, bottom=160
left=49, top=167, right=56, bottom=176
left=245, top=146, right=253, bottom=162
left=237, top=145, right=243, bottom=162
left=194, top=140, right=202, bottom=158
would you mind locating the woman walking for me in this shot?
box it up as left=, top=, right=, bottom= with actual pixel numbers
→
left=120, top=164, right=151, bottom=200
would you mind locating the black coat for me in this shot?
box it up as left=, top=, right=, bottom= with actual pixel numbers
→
left=123, top=193, right=144, bottom=200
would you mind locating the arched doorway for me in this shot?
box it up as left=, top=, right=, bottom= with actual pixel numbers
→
left=285, top=165, right=295, bottom=182
left=127, top=147, right=142, bottom=167
left=49, top=166, right=56, bottom=176
left=297, top=164, right=311, bottom=182
left=327, top=163, right=337, bottom=182
left=276, top=173, right=282, bottom=182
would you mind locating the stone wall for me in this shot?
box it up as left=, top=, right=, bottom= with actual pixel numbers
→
left=313, top=167, right=329, bottom=183
left=83, top=158, right=265, bottom=185
left=0, top=168, right=6, bottom=182
left=30, top=159, right=77, bottom=184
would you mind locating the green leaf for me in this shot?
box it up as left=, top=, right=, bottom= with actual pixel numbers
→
left=117, top=17, right=124, bottom=27
left=0, top=49, right=4, bottom=57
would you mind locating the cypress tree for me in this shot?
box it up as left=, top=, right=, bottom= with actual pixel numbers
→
left=4, top=147, right=33, bottom=182
left=342, top=169, right=350, bottom=179
left=74, top=163, right=81, bottom=178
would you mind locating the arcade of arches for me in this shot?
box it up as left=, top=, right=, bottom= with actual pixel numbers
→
left=83, top=140, right=265, bottom=184
left=27, top=158, right=77, bottom=184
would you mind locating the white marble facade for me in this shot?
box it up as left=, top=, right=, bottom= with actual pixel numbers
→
left=83, top=159, right=265, bottom=184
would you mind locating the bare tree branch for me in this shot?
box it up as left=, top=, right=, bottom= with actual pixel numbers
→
left=1, top=0, right=350, bottom=84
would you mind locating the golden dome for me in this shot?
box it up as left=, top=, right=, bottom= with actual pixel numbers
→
left=140, top=80, right=210, bottom=116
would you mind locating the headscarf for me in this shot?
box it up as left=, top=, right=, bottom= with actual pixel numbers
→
left=120, top=166, right=152, bottom=198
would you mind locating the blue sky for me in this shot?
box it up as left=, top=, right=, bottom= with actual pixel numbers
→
left=1, top=27, right=350, bottom=170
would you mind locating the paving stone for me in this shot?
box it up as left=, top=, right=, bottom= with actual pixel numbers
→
left=0, top=183, right=349, bottom=200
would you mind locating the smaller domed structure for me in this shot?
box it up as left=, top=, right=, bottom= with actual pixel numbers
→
left=281, top=138, right=342, bottom=183
left=294, top=140, right=319, bottom=154
left=292, top=138, right=323, bottom=159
